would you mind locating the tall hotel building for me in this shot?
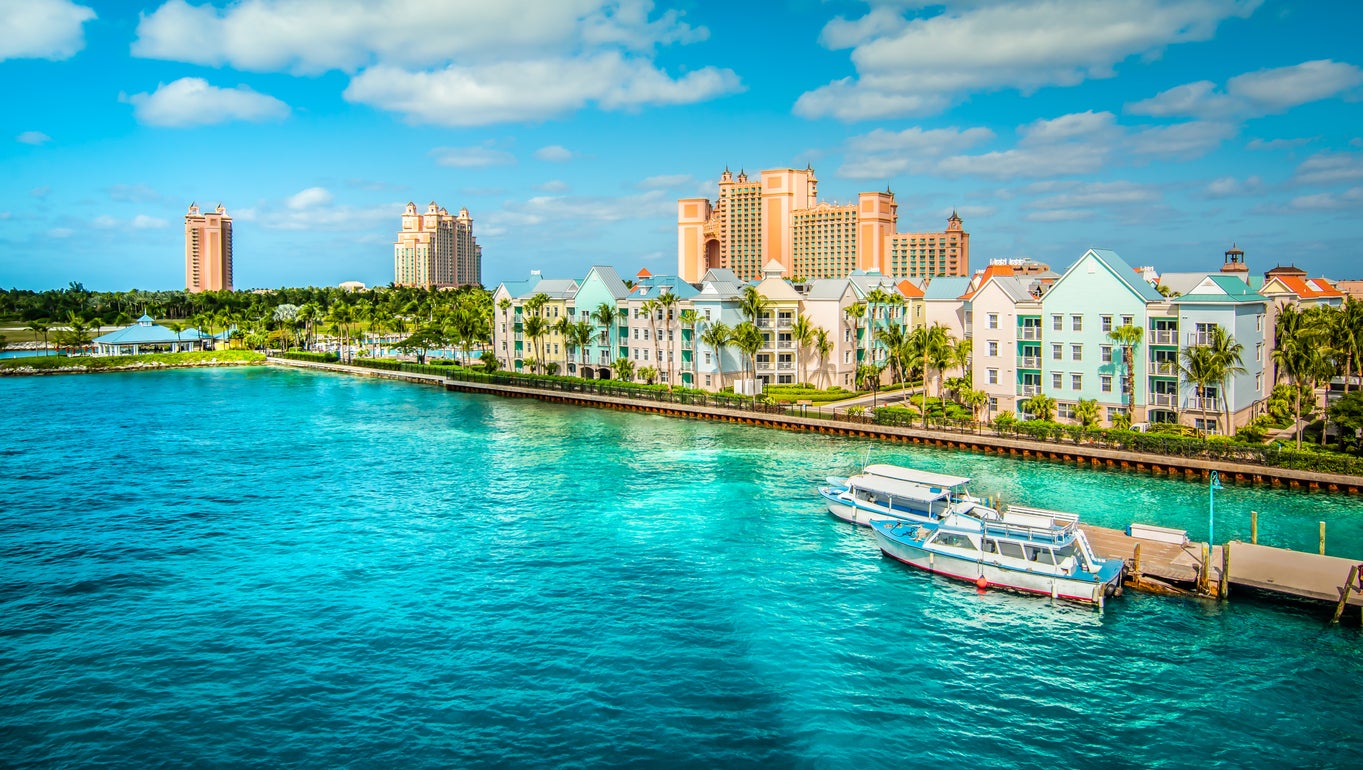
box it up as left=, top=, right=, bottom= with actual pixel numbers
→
left=184, top=202, right=233, bottom=292
left=394, top=201, right=482, bottom=289
left=678, top=166, right=968, bottom=282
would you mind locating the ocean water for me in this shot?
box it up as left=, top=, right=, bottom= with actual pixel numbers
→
left=1, top=367, right=1360, bottom=769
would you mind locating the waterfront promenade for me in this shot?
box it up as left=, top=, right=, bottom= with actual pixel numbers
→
left=267, top=357, right=1363, bottom=495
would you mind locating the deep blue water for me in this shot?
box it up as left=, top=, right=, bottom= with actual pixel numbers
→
left=2, top=367, right=1360, bottom=769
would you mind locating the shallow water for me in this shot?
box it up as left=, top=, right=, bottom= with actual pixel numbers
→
left=1, top=367, right=1360, bottom=768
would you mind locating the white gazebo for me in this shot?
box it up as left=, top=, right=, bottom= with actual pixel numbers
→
left=92, top=315, right=211, bottom=356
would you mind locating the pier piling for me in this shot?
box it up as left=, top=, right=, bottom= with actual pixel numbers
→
left=1333, top=565, right=1358, bottom=624
left=1251, top=511, right=1258, bottom=544
left=1320, top=521, right=1327, bottom=555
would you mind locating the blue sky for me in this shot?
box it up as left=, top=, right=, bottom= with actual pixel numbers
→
left=3, top=0, right=1362, bottom=291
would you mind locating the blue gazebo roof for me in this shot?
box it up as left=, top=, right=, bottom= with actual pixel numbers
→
left=94, top=316, right=206, bottom=345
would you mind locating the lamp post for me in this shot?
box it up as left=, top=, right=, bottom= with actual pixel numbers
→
left=1209, top=469, right=1224, bottom=545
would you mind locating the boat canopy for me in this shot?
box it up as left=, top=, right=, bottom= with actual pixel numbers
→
left=863, top=464, right=971, bottom=490
left=848, top=474, right=953, bottom=503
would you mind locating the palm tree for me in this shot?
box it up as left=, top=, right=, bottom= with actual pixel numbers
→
left=1208, top=325, right=1247, bottom=436
left=1272, top=304, right=1325, bottom=449
left=638, top=365, right=659, bottom=385
left=571, top=319, right=594, bottom=374
left=1107, top=323, right=1144, bottom=422
left=26, top=321, right=50, bottom=357
left=1336, top=298, right=1363, bottom=394
left=1074, top=398, right=1100, bottom=429
left=739, top=285, right=768, bottom=324
left=864, top=287, right=894, bottom=366
left=929, top=333, right=957, bottom=413
left=657, top=291, right=679, bottom=388
left=552, top=316, right=574, bottom=374
left=498, top=298, right=513, bottom=367
left=907, top=323, right=951, bottom=428
left=640, top=298, right=660, bottom=379
left=1021, top=392, right=1056, bottom=421
left=814, top=327, right=833, bottom=389
left=593, top=302, right=617, bottom=368
left=844, top=302, right=865, bottom=369
left=962, top=388, right=988, bottom=422
left=731, top=320, right=765, bottom=406
left=522, top=315, right=548, bottom=373
left=612, top=356, right=636, bottom=383
left=699, top=320, right=732, bottom=391
left=163, top=320, right=184, bottom=352
left=878, top=323, right=909, bottom=391
left=790, top=315, right=815, bottom=386
left=857, top=363, right=884, bottom=411
left=1178, top=344, right=1219, bottom=437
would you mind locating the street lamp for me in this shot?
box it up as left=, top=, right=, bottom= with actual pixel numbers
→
left=1208, top=469, right=1224, bottom=545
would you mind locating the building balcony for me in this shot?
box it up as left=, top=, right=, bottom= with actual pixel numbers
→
left=777, top=319, right=793, bottom=329
left=777, top=362, right=794, bottom=370
left=1187, top=396, right=1220, bottom=412
left=1188, top=332, right=1216, bottom=347
left=1149, top=361, right=1178, bottom=377
left=1149, top=392, right=1178, bottom=408
left=1017, top=384, right=1041, bottom=397
left=777, top=341, right=794, bottom=349
left=1149, top=330, right=1177, bottom=346
left=1019, top=327, right=1042, bottom=341
left=756, top=360, right=774, bottom=371
left=756, top=320, right=773, bottom=328
left=1017, top=356, right=1041, bottom=369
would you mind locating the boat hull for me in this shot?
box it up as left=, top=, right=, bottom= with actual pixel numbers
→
left=819, top=487, right=924, bottom=527
left=873, top=527, right=1115, bottom=606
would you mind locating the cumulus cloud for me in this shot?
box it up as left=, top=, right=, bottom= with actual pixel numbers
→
left=637, top=174, right=694, bottom=189
left=1246, top=137, right=1316, bottom=151
left=796, top=0, right=1258, bottom=121
left=1290, top=187, right=1363, bottom=210
left=286, top=187, right=333, bottom=209
left=1128, top=59, right=1363, bottom=119
left=1205, top=175, right=1264, bottom=198
left=430, top=146, right=517, bottom=168
left=1127, top=121, right=1238, bottom=158
left=122, top=77, right=291, bottom=127
left=131, top=214, right=168, bottom=228
left=1292, top=151, right=1363, bottom=186
left=934, top=111, right=1122, bottom=179
left=344, top=54, right=740, bottom=126
left=16, top=131, right=52, bottom=145
left=535, top=145, right=574, bottom=162
left=0, top=0, right=95, bottom=61
left=536, top=180, right=570, bottom=193
left=839, top=125, right=994, bottom=178
left=134, top=0, right=738, bottom=125
left=1025, top=181, right=1161, bottom=211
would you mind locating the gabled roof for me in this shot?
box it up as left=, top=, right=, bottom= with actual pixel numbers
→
left=700, top=268, right=741, bottom=284
left=982, top=276, right=1038, bottom=304
left=1055, top=249, right=1164, bottom=303
left=922, top=276, right=971, bottom=301
left=1262, top=274, right=1344, bottom=299
left=755, top=273, right=802, bottom=301
left=534, top=278, right=580, bottom=300
left=695, top=279, right=745, bottom=300
left=896, top=279, right=925, bottom=299
left=1171, top=274, right=1266, bottom=304
left=578, top=265, right=629, bottom=301
left=804, top=278, right=854, bottom=301
left=846, top=272, right=897, bottom=297
left=629, top=275, right=700, bottom=300
left=497, top=273, right=543, bottom=299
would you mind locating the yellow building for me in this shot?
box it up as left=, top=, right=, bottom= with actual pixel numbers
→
left=394, top=201, right=481, bottom=289
left=184, top=202, right=232, bottom=293
left=678, top=166, right=967, bottom=283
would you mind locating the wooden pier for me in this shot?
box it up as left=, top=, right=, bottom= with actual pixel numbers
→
left=1223, top=541, right=1363, bottom=609
left=1081, top=525, right=1222, bottom=595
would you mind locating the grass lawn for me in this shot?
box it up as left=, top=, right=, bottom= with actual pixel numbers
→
left=0, top=350, right=265, bottom=373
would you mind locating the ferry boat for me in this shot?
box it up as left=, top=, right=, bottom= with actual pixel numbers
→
left=870, top=505, right=1126, bottom=607
left=819, top=465, right=985, bottom=527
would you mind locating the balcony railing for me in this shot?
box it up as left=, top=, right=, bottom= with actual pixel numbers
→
left=1017, top=356, right=1041, bottom=369
left=1017, top=384, right=1041, bottom=396
left=1019, top=327, right=1042, bottom=341
left=777, top=319, right=793, bottom=328
left=1149, top=392, right=1178, bottom=408
left=1148, top=361, right=1177, bottom=377
left=756, top=320, right=773, bottom=328
left=1187, top=396, right=1221, bottom=411
left=1188, top=332, right=1216, bottom=347
left=777, top=341, right=794, bottom=349
left=1149, top=330, right=1177, bottom=345
left=777, top=362, right=794, bottom=370
left=756, top=360, right=774, bottom=371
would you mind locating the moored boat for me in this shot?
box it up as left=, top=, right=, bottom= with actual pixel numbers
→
left=819, top=466, right=987, bottom=527
left=870, top=505, right=1125, bottom=607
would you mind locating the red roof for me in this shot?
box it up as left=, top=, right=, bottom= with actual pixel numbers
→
left=1272, top=275, right=1343, bottom=299
left=636, top=267, right=653, bottom=278
left=896, top=279, right=925, bottom=298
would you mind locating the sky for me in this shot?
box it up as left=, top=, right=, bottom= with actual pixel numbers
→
left=2, top=0, right=1362, bottom=292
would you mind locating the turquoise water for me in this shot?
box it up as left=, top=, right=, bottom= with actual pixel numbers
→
left=2, top=367, right=1361, bottom=768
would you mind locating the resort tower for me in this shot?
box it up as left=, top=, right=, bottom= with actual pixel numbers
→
left=184, top=202, right=233, bottom=293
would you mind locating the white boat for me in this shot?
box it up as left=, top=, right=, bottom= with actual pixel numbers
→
left=870, top=505, right=1125, bottom=607
left=819, top=467, right=989, bottom=527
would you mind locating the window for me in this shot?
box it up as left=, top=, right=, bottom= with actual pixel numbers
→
left=1107, top=407, right=1123, bottom=422
left=704, top=309, right=712, bottom=320
left=1072, top=373, right=1083, bottom=390
left=1058, top=403, right=1076, bottom=420
left=1257, top=342, right=1264, bottom=362
left=988, top=397, right=998, bottom=411
left=844, top=351, right=852, bottom=364
left=1052, top=314, right=1063, bottom=331
left=987, top=341, right=998, bottom=356
left=1256, top=313, right=1264, bottom=332
left=704, top=352, right=712, bottom=365
left=1121, top=315, right=1133, bottom=327
left=1052, top=343, right=1062, bottom=360
left=1052, top=372, right=1063, bottom=389
left=1100, top=345, right=1112, bottom=363
left=987, top=313, right=999, bottom=329
left=1071, top=315, right=1083, bottom=332
left=987, top=368, right=999, bottom=385
left=705, top=375, right=711, bottom=386
left=1071, top=344, right=1082, bottom=361
left=1101, top=375, right=1112, bottom=392
left=1101, top=315, right=1112, bottom=332
left=1256, top=372, right=1263, bottom=391
left=633, top=328, right=639, bottom=340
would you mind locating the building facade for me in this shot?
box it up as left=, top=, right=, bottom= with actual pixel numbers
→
left=394, top=201, right=481, bottom=289
left=185, top=202, right=232, bottom=293
left=678, top=166, right=968, bottom=283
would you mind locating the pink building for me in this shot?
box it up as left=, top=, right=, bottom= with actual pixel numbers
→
left=394, top=201, right=481, bottom=289
left=184, top=203, right=232, bottom=293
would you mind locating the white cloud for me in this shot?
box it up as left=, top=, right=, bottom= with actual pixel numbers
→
left=1293, top=152, right=1363, bottom=186
left=1205, top=175, right=1263, bottom=198
left=935, top=111, right=1121, bottom=179
left=1026, top=181, right=1161, bottom=210
left=93, top=215, right=119, bottom=229
left=134, top=0, right=737, bottom=125
left=536, top=180, right=571, bottom=193
left=131, top=214, right=168, bottom=229
left=796, top=0, right=1258, bottom=121
left=1246, top=137, right=1316, bottom=151
left=344, top=54, right=740, bottom=126
left=1127, top=121, right=1237, bottom=158
left=122, top=77, right=291, bottom=127
left=430, top=146, right=517, bottom=168
left=535, top=145, right=574, bottom=162
left=1128, top=59, right=1363, bottom=119
left=16, top=131, right=52, bottom=145
left=1290, top=187, right=1363, bottom=210
left=107, top=183, right=163, bottom=203
left=287, top=187, right=333, bottom=209
left=486, top=189, right=673, bottom=231
left=637, top=174, right=694, bottom=189
left=839, top=125, right=994, bottom=178
left=0, top=0, right=95, bottom=61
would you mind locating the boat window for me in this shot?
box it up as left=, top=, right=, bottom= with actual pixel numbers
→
left=982, top=539, right=997, bottom=553
left=997, top=541, right=1026, bottom=560
left=935, top=533, right=974, bottom=550
left=1027, top=547, right=1057, bottom=565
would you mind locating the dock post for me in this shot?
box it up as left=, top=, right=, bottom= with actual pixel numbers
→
left=1251, top=511, right=1258, bottom=544
left=1320, top=521, right=1326, bottom=555
left=1332, top=565, right=1358, bottom=624
left=1219, top=542, right=1231, bottom=601
left=1131, top=543, right=1142, bottom=581
left=1199, top=543, right=1211, bottom=595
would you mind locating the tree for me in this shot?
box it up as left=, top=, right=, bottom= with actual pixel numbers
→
left=395, top=326, right=446, bottom=364
left=790, top=315, right=815, bottom=386
left=498, top=298, right=514, bottom=368
left=1074, top=398, right=1100, bottom=429
left=731, top=321, right=765, bottom=406
left=638, top=365, right=658, bottom=385
left=1178, top=344, right=1219, bottom=437
left=552, top=316, right=574, bottom=373
left=521, top=315, right=548, bottom=373
left=814, top=327, right=833, bottom=389
left=1336, top=298, right=1363, bottom=394
left=844, top=302, right=865, bottom=369
left=1208, top=326, right=1247, bottom=438
left=1021, top=393, right=1056, bottom=422
left=657, top=291, right=679, bottom=388
left=593, top=303, right=617, bottom=366
left=641, top=298, right=660, bottom=381
left=962, top=388, right=988, bottom=421
left=612, top=356, right=636, bottom=383
left=1327, top=391, right=1363, bottom=452
left=570, top=319, right=594, bottom=374
left=907, top=323, right=951, bottom=428
left=857, top=363, right=885, bottom=412
left=678, top=309, right=699, bottom=386
left=163, top=320, right=184, bottom=352
left=699, top=320, right=732, bottom=391
left=739, top=285, right=768, bottom=324
left=1108, top=324, right=1144, bottom=422
left=1272, top=304, right=1327, bottom=449
left=25, top=321, right=49, bottom=356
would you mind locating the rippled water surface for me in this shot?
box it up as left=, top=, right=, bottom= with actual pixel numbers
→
left=2, top=367, right=1361, bottom=768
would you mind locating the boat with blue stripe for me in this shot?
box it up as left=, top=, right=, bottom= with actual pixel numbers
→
left=819, top=464, right=984, bottom=527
